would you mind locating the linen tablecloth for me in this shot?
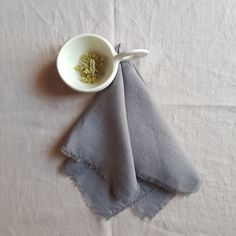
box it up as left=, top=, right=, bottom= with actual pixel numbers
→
left=0, top=0, right=235, bottom=235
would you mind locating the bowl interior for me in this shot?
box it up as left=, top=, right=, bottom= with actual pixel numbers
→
left=57, top=35, right=114, bottom=92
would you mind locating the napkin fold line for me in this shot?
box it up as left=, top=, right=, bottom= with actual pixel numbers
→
left=61, top=145, right=107, bottom=181
left=136, top=170, right=201, bottom=194
left=131, top=61, right=147, bottom=86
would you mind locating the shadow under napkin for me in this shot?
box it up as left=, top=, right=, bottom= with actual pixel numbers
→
left=61, top=60, right=202, bottom=220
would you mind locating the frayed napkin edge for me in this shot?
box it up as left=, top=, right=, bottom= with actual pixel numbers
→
left=60, top=145, right=202, bottom=220
left=62, top=145, right=159, bottom=220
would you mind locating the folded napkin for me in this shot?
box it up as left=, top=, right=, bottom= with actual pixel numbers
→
left=61, top=46, right=202, bottom=220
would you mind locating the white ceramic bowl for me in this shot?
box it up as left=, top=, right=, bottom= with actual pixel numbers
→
left=56, top=34, right=148, bottom=93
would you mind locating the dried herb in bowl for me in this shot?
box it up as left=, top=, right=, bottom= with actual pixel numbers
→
left=75, top=53, right=104, bottom=83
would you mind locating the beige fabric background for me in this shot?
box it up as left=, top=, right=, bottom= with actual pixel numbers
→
left=0, top=0, right=235, bottom=235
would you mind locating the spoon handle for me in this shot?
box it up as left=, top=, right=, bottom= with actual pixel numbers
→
left=115, top=49, right=149, bottom=61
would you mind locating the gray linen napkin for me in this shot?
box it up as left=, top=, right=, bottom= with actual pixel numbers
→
left=61, top=49, right=202, bottom=220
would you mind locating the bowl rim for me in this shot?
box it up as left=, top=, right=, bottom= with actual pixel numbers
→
left=56, top=33, right=119, bottom=93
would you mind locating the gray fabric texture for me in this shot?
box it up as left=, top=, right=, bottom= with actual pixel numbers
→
left=61, top=51, right=202, bottom=220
